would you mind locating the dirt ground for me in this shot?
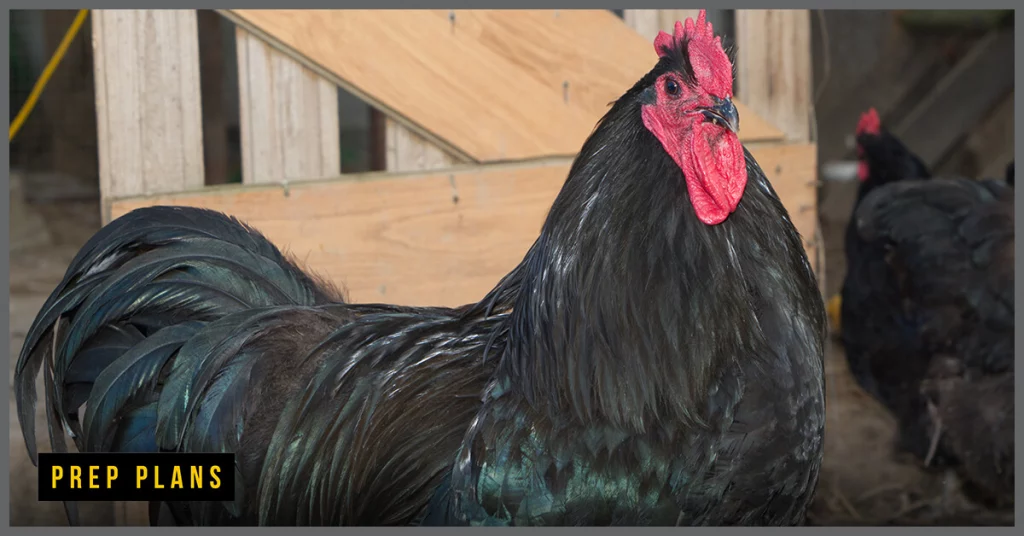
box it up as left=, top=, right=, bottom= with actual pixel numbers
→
left=7, top=174, right=1013, bottom=526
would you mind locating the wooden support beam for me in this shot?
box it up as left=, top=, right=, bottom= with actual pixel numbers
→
left=734, top=9, right=813, bottom=143
left=91, top=9, right=205, bottom=223
left=235, top=27, right=341, bottom=185
left=891, top=29, right=1014, bottom=169
left=111, top=142, right=817, bottom=308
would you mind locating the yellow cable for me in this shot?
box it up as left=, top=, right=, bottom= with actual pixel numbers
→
left=9, top=9, right=90, bottom=142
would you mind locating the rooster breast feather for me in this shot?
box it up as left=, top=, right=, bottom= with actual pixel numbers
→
left=428, top=148, right=826, bottom=527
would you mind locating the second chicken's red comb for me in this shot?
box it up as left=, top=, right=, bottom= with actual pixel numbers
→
left=654, top=9, right=720, bottom=58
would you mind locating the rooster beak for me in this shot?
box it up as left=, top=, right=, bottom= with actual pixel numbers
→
left=701, top=97, right=740, bottom=134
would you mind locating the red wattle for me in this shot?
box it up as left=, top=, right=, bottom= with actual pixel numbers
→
left=857, top=160, right=869, bottom=182
left=640, top=107, right=748, bottom=225
left=682, top=122, right=748, bottom=225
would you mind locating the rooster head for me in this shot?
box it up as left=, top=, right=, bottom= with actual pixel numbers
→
left=638, top=10, right=746, bottom=226
left=854, top=108, right=881, bottom=182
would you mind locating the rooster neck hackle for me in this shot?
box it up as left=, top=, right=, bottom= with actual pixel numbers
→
left=484, top=69, right=825, bottom=434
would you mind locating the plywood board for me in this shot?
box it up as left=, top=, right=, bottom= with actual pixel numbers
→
left=735, top=10, right=813, bottom=142
left=236, top=27, right=341, bottom=185
left=111, top=143, right=817, bottom=308
left=219, top=9, right=785, bottom=164
left=91, top=10, right=205, bottom=207
left=112, top=159, right=572, bottom=307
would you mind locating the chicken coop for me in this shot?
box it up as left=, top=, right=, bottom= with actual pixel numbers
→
left=83, top=9, right=822, bottom=311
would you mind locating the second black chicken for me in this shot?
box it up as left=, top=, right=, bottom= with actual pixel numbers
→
left=842, top=116, right=1015, bottom=507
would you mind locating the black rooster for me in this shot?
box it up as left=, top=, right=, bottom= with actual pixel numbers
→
left=853, top=177, right=1014, bottom=508
left=16, top=11, right=826, bottom=526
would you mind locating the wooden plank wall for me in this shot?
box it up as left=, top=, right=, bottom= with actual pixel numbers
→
left=89, top=8, right=788, bottom=205
left=93, top=9, right=822, bottom=310
left=218, top=7, right=791, bottom=213
left=92, top=9, right=206, bottom=223
left=90, top=8, right=815, bottom=311
left=219, top=9, right=785, bottom=162
left=235, top=27, right=341, bottom=185
left=734, top=10, right=813, bottom=143
left=244, top=18, right=467, bottom=179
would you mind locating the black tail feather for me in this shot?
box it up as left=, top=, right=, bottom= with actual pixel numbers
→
left=13, top=206, right=347, bottom=526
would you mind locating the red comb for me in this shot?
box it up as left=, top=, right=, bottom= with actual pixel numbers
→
left=856, top=108, right=881, bottom=137
left=654, top=10, right=721, bottom=58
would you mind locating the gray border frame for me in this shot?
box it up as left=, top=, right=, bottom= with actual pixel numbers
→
left=3, top=2, right=1019, bottom=532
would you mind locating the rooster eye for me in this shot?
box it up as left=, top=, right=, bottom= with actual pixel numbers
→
left=665, top=79, right=681, bottom=97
